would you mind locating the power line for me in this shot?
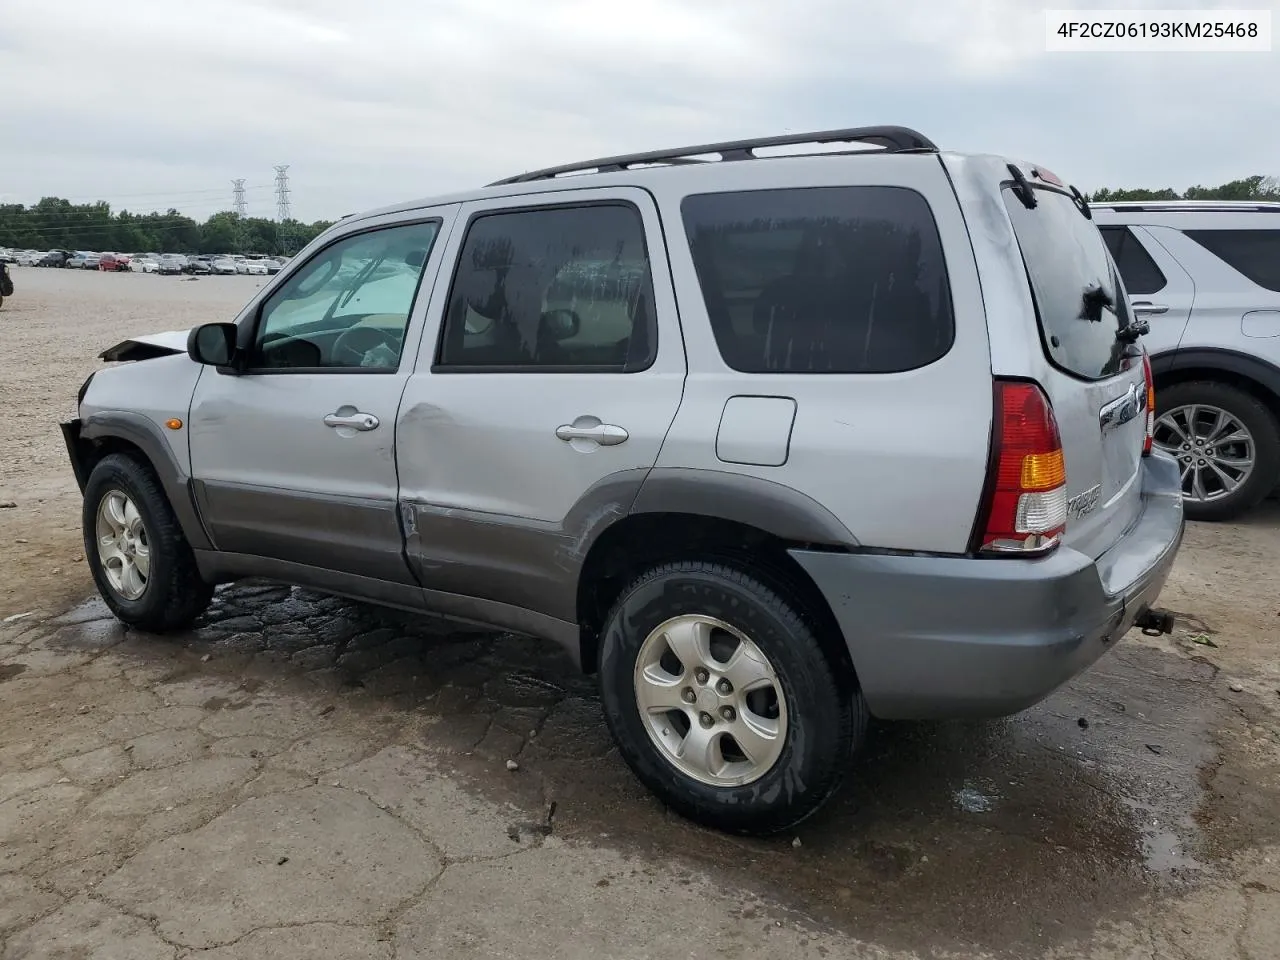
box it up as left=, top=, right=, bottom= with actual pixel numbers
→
left=273, top=165, right=292, bottom=222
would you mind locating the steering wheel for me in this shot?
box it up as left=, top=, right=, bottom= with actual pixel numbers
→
left=331, top=325, right=402, bottom=367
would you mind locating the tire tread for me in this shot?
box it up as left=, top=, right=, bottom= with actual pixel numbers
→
left=600, top=559, right=866, bottom=835
left=83, top=453, right=212, bottom=632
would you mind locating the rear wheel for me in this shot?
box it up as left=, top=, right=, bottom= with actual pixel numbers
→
left=1154, top=380, right=1280, bottom=521
left=598, top=560, right=865, bottom=835
left=83, top=454, right=213, bottom=631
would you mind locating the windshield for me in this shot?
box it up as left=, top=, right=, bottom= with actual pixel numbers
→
left=1004, top=186, right=1134, bottom=381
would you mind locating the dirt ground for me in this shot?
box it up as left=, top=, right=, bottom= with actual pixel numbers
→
left=1, top=267, right=1278, bottom=959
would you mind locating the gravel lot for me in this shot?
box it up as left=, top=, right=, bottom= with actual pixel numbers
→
left=1, top=266, right=1278, bottom=960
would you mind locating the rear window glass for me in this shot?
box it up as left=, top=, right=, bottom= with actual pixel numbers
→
left=1183, top=229, right=1280, bottom=292
left=680, top=187, right=954, bottom=374
left=1100, top=226, right=1167, bottom=296
left=1004, top=187, right=1132, bottom=381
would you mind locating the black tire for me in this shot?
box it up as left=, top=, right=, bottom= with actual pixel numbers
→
left=82, top=453, right=213, bottom=631
left=598, top=560, right=866, bottom=835
left=1156, top=380, right=1280, bottom=522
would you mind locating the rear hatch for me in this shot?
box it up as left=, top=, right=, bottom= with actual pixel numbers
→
left=1002, top=179, right=1148, bottom=560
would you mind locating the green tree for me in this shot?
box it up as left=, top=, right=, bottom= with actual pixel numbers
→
left=1089, top=175, right=1279, bottom=203
left=0, top=197, right=334, bottom=254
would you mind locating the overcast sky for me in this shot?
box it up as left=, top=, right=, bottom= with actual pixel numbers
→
left=1, top=0, right=1276, bottom=222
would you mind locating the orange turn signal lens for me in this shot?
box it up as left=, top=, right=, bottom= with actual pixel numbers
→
left=165, top=418, right=184, bottom=430
left=1019, top=449, right=1065, bottom=491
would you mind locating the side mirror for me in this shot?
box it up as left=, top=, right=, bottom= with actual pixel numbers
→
left=187, top=322, right=238, bottom=368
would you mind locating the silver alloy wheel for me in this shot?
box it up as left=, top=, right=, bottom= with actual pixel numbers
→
left=633, top=614, right=788, bottom=787
left=95, top=489, right=151, bottom=601
left=1154, top=404, right=1256, bottom=503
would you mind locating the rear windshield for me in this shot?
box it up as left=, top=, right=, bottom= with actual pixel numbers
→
left=1004, top=186, right=1133, bottom=381
left=681, top=186, right=954, bottom=374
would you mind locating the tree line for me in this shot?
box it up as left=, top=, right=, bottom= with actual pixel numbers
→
left=0, top=197, right=335, bottom=256
left=1089, top=174, right=1278, bottom=203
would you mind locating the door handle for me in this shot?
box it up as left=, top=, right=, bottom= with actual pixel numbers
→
left=323, top=411, right=380, bottom=431
left=556, top=416, right=629, bottom=446
left=1131, top=301, right=1169, bottom=316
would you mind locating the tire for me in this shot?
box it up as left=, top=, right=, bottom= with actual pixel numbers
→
left=598, top=560, right=866, bottom=835
left=1154, top=380, right=1280, bottom=522
left=83, top=453, right=213, bottom=631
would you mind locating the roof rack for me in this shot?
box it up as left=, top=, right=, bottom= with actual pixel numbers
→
left=488, top=125, right=938, bottom=186
left=1093, top=200, right=1280, bottom=213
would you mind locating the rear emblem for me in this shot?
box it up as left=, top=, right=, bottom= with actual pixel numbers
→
left=1067, top=484, right=1102, bottom=520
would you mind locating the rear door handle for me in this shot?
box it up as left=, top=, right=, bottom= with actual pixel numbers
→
left=324, top=411, right=380, bottom=431
left=1131, top=301, right=1169, bottom=316
left=556, top=416, right=629, bottom=446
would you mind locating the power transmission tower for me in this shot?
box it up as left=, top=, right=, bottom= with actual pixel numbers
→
left=231, top=179, right=247, bottom=217
left=273, top=165, right=292, bottom=222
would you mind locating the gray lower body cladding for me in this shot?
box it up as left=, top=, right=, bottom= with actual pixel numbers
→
left=791, top=454, right=1185, bottom=720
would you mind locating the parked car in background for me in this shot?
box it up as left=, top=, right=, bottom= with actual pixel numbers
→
left=1094, top=200, right=1280, bottom=519
left=129, top=256, right=160, bottom=274
left=0, top=249, right=18, bottom=264
left=185, top=256, right=213, bottom=275
left=38, top=250, right=72, bottom=267
left=83, top=253, right=103, bottom=270
left=236, top=259, right=268, bottom=276
left=66, top=252, right=92, bottom=269
left=260, top=258, right=283, bottom=274
left=211, top=257, right=238, bottom=275
left=61, top=125, right=1185, bottom=835
left=99, top=253, right=132, bottom=272
left=15, top=250, right=43, bottom=266
left=157, top=255, right=186, bottom=275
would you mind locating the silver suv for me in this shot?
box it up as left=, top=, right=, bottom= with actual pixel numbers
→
left=1093, top=201, right=1280, bottom=519
left=62, top=127, right=1184, bottom=833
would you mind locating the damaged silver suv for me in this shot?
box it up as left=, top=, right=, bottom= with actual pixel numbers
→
left=63, top=126, right=1184, bottom=833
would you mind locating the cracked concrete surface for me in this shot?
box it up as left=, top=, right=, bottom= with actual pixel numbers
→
left=6, top=269, right=1280, bottom=959
left=2, top=569, right=1278, bottom=960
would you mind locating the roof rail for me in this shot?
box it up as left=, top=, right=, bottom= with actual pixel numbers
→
left=1093, top=200, right=1280, bottom=213
left=488, top=125, right=938, bottom=186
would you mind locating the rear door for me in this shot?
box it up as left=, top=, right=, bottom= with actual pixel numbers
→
left=395, top=187, right=686, bottom=623
left=1003, top=185, right=1149, bottom=559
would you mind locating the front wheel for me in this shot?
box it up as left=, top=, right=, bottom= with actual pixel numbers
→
left=83, top=454, right=213, bottom=631
left=1154, top=380, right=1280, bottom=521
left=598, top=561, right=865, bottom=835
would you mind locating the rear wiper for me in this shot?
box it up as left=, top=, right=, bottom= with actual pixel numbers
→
left=1117, top=319, right=1149, bottom=344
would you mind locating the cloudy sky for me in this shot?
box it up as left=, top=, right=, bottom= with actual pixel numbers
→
left=1, top=0, right=1276, bottom=222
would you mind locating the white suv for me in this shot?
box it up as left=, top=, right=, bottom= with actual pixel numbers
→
left=63, top=127, right=1184, bottom=833
left=1093, top=201, right=1280, bottom=519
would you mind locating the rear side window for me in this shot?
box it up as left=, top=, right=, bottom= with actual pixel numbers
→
left=1183, top=229, right=1280, bottom=292
left=1100, top=226, right=1167, bottom=295
left=1004, top=187, right=1132, bottom=381
left=680, top=187, right=954, bottom=373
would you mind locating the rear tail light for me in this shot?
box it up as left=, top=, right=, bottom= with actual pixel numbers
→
left=1141, top=352, right=1155, bottom=456
left=973, top=381, right=1067, bottom=555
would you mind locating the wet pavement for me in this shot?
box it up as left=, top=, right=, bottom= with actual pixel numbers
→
left=2, top=581, right=1278, bottom=959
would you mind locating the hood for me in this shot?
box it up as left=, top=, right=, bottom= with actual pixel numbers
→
left=99, top=329, right=190, bottom=363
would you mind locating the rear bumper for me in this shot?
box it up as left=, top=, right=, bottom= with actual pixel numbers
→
left=790, top=453, right=1185, bottom=720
